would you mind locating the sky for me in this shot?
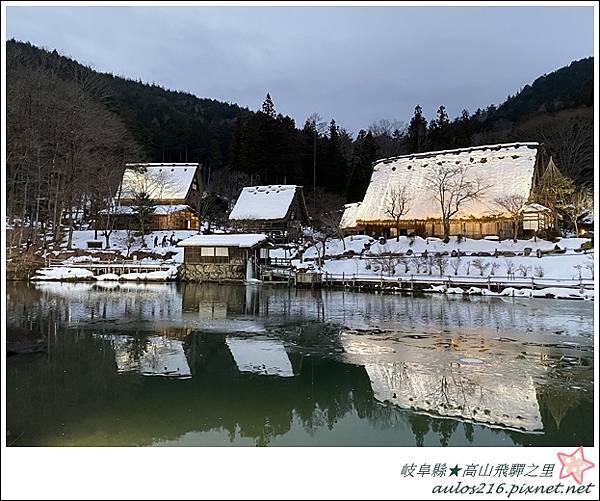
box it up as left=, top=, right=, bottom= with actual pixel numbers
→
left=6, top=5, right=595, bottom=134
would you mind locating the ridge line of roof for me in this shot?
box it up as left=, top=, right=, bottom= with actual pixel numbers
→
left=125, top=163, right=200, bottom=167
left=373, top=142, right=540, bottom=166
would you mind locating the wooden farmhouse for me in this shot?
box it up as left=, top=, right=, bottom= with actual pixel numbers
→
left=106, top=163, right=204, bottom=230
left=341, top=142, right=552, bottom=239
left=177, top=233, right=271, bottom=282
left=228, top=185, right=310, bottom=242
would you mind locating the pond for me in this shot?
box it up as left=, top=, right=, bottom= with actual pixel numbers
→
left=6, top=281, right=594, bottom=446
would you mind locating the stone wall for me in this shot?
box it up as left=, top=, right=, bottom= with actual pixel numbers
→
left=179, top=263, right=246, bottom=282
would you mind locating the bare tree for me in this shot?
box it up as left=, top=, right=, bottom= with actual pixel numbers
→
left=6, top=51, right=142, bottom=252
left=385, top=186, right=412, bottom=241
left=490, top=262, right=501, bottom=276
left=584, top=255, right=594, bottom=279
left=398, top=256, right=411, bottom=274
left=558, top=188, right=593, bottom=236
left=517, top=264, right=531, bottom=278
left=118, top=227, right=136, bottom=259
left=305, top=188, right=347, bottom=263
left=504, top=259, right=516, bottom=279
left=494, top=194, right=527, bottom=241
left=372, top=251, right=398, bottom=277
left=450, top=256, right=461, bottom=275
left=209, top=168, right=252, bottom=210
left=425, top=164, right=489, bottom=240
left=433, top=254, right=449, bottom=276
left=471, top=258, right=490, bottom=277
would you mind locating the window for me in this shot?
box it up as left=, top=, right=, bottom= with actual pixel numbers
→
left=186, top=246, right=230, bottom=264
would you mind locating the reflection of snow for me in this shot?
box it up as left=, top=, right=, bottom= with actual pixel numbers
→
left=113, top=336, right=191, bottom=379
left=226, top=337, right=294, bottom=377
left=341, top=333, right=543, bottom=432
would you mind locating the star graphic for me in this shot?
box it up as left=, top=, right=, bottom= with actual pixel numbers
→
left=449, top=465, right=461, bottom=476
left=557, top=447, right=595, bottom=484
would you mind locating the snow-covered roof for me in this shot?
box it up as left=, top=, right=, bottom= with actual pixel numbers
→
left=229, top=185, right=299, bottom=221
left=340, top=202, right=362, bottom=229
left=177, top=233, right=269, bottom=248
left=355, top=142, right=539, bottom=224
left=522, top=202, right=551, bottom=213
left=103, top=204, right=190, bottom=215
left=120, top=163, right=199, bottom=201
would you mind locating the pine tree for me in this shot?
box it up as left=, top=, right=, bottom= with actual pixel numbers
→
left=428, top=105, right=452, bottom=150
left=261, top=93, right=276, bottom=118
left=454, top=109, right=473, bottom=147
left=406, top=105, right=428, bottom=153
left=346, top=130, right=378, bottom=201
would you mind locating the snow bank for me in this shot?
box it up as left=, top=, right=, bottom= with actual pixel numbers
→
left=33, top=266, right=178, bottom=282
left=33, top=267, right=95, bottom=281
left=304, top=235, right=591, bottom=259
left=424, top=284, right=594, bottom=300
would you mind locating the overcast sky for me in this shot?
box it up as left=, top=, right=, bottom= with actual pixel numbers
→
left=6, top=5, right=594, bottom=134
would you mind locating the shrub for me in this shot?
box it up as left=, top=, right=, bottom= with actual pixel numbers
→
left=472, top=258, right=490, bottom=276
left=518, top=264, right=531, bottom=277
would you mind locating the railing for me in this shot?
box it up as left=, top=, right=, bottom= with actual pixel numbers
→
left=320, top=272, right=594, bottom=291
left=47, top=258, right=173, bottom=271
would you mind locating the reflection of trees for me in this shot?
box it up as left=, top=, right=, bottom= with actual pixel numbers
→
left=125, top=331, right=151, bottom=361
left=408, top=413, right=430, bottom=447
left=8, top=281, right=593, bottom=447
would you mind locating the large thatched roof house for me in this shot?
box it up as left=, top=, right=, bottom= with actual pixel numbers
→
left=341, top=142, right=550, bottom=238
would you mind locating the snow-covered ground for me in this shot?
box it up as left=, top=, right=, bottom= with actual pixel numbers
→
left=32, top=265, right=178, bottom=282
left=303, top=234, right=590, bottom=259
left=426, top=284, right=594, bottom=301
left=30, top=231, right=595, bottom=295
left=59, top=229, right=202, bottom=263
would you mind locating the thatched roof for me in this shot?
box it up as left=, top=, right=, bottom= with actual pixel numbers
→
left=346, top=142, right=539, bottom=227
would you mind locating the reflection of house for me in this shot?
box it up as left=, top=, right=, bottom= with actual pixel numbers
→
left=226, top=337, right=294, bottom=377
left=113, top=336, right=191, bottom=378
left=228, top=185, right=310, bottom=241
left=340, top=332, right=543, bottom=432
left=177, top=234, right=271, bottom=282
left=101, top=163, right=204, bottom=230
left=342, top=143, right=543, bottom=239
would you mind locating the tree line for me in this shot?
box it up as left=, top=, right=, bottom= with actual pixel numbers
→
left=6, top=40, right=594, bottom=250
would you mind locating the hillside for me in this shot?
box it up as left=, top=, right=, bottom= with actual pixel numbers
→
left=488, top=57, right=593, bottom=124
left=6, top=39, right=251, bottom=168
left=6, top=39, right=594, bottom=196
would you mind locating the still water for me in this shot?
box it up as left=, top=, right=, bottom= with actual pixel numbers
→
left=6, top=281, right=594, bottom=446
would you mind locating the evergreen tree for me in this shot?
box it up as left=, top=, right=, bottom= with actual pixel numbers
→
left=406, top=105, right=428, bottom=153
left=261, top=93, right=276, bottom=118
left=454, top=109, right=473, bottom=148
left=346, top=130, right=378, bottom=201
left=428, top=105, right=452, bottom=150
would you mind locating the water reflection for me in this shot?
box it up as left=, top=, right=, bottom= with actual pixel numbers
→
left=6, top=282, right=594, bottom=447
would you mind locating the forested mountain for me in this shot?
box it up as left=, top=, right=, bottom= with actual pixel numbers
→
left=482, top=57, right=593, bottom=125
left=7, top=40, right=250, bottom=169
left=6, top=38, right=594, bottom=222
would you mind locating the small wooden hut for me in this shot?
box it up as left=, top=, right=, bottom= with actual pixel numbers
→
left=177, top=233, right=271, bottom=282
left=228, top=185, right=310, bottom=242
